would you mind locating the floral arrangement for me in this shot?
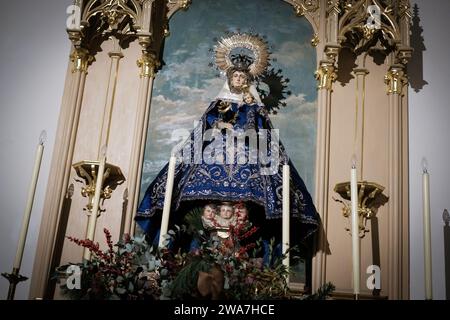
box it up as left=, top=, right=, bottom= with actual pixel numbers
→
left=56, top=229, right=162, bottom=300
left=56, top=208, right=334, bottom=300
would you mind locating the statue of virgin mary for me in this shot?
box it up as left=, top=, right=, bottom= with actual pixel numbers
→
left=135, top=33, right=319, bottom=248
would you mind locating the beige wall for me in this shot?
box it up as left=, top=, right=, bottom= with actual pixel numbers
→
left=409, top=0, right=450, bottom=300
left=326, top=55, right=391, bottom=295
left=59, top=39, right=142, bottom=267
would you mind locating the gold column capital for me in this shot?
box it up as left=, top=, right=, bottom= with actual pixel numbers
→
left=315, top=61, right=337, bottom=91
left=137, top=52, right=160, bottom=78
left=385, top=66, right=408, bottom=95
left=70, top=48, right=94, bottom=73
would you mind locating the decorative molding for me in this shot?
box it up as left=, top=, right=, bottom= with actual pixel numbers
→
left=311, top=33, right=320, bottom=47
left=334, top=181, right=388, bottom=237
left=385, top=65, right=407, bottom=95
left=68, top=0, right=157, bottom=61
left=167, top=0, right=192, bottom=20
left=337, top=0, right=402, bottom=54
left=137, top=51, right=160, bottom=78
left=315, top=60, right=337, bottom=91
left=73, top=161, right=125, bottom=212
left=399, top=0, right=412, bottom=19
left=284, top=0, right=320, bottom=34
left=324, top=43, right=340, bottom=62
left=82, top=0, right=142, bottom=31
left=69, top=47, right=95, bottom=73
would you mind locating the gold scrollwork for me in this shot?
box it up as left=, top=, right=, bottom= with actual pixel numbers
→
left=291, top=0, right=319, bottom=16
left=399, top=0, right=412, bottom=18
left=137, top=52, right=160, bottom=78
left=362, top=24, right=376, bottom=40
left=283, top=0, right=320, bottom=34
left=179, top=0, right=192, bottom=10
left=311, top=33, right=319, bottom=47
left=385, top=66, right=408, bottom=95
left=163, top=24, right=171, bottom=37
left=73, top=160, right=125, bottom=213
left=84, top=0, right=140, bottom=29
left=334, top=181, right=388, bottom=238
left=70, top=48, right=94, bottom=73
left=167, top=0, right=192, bottom=20
left=315, top=61, right=337, bottom=91
left=338, top=0, right=401, bottom=50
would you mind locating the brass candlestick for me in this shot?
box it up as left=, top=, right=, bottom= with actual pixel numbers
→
left=334, top=181, right=388, bottom=237
left=73, top=160, right=125, bottom=212
left=1, top=268, right=28, bottom=300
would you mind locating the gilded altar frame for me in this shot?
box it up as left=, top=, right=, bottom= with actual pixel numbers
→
left=30, top=0, right=411, bottom=299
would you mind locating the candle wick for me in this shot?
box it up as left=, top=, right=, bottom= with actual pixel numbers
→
left=39, top=130, right=47, bottom=145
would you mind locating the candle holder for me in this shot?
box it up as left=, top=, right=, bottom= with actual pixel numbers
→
left=334, top=181, right=388, bottom=237
left=73, top=160, right=125, bottom=213
left=1, top=268, right=28, bottom=300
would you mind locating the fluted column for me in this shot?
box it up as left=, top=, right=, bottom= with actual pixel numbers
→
left=326, top=0, right=340, bottom=44
left=98, top=37, right=124, bottom=155
left=385, top=64, right=407, bottom=300
left=123, top=44, right=160, bottom=236
left=30, top=46, right=93, bottom=299
left=312, top=59, right=337, bottom=292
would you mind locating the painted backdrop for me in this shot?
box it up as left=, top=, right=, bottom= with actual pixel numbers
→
left=140, top=0, right=318, bottom=205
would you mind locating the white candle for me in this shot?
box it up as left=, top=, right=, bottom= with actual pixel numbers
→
left=13, top=131, right=46, bottom=270
left=84, top=146, right=106, bottom=260
left=422, top=167, right=433, bottom=300
left=159, top=155, right=177, bottom=248
left=350, top=160, right=360, bottom=298
left=282, top=163, right=290, bottom=276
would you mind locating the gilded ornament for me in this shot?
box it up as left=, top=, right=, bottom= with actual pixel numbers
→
left=70, top=48, right=94, bottom=73
left=167, top=0, right=192, bottom=19
left=290, top=0, right=319, bottom=16
left=362, top=24, right=376, bottom=40
left=311, top=33, right=320, bottom=47
left=385, top=67, right=407, bottom=95
left=284, top=0, right=320, bottom=33
left=73, top=160, right=125, bottom=213
left=137, top=52, right=160, bottom=78
left=334, top=181, right=388, bottom=237
left=315, top=62, right=337, bottom=91
left=214, top=33, right=269, bottom=78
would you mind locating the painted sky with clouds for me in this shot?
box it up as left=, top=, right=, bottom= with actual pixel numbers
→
left=140, top=0, right=318, bottom=201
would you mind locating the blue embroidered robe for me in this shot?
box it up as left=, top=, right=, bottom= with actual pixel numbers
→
left=135, top=99, right=320, bottom=245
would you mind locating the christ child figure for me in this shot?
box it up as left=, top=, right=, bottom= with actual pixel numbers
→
left=215, top=202, right=236, bottom=238
left=201, top=203, right=217, bottom=230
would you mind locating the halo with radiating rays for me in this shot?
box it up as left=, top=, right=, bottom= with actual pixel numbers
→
left=214, top=33, right=270, bottom=78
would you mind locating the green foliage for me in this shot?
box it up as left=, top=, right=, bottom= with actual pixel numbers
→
left=55, top=230, right=162, bottom=300
left=301, top=282, right=336, bottom=300
left=170, top=257, right=211, bottom=299
left=56, top=210, right=334, bottom=300
left=184, top=207, right=205, bottom=234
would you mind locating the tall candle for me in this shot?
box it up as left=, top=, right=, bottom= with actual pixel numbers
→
left=13, top=131, right=46, bottom=270
left=84, top=147, right=106, bottom=260
left=282, top=163, right=290, bottom=276
left=350, top=161, right=360, bottom=298
left=422, top=167, right=432, bottom=300
left=159, top=155, right=177, bottom=248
